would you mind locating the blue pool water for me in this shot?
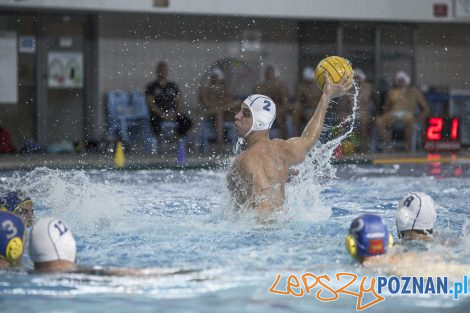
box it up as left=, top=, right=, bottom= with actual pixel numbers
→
left=1, top=161, right=470, bottom=313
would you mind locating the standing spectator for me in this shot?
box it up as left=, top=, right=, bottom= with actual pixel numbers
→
left=198, top=67, right=235, bottom=149
left=254, top=65, right=290, bottom=139
left=292, top=67, right=323, bottom=136
left=376, top=70, right=430, bottom=152
left=145, top=62, right=192, bottom=142
left=0, top=127, right=15, bottom=154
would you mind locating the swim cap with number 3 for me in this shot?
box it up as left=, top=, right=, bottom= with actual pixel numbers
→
left=0, top=211, right=26, bottom=263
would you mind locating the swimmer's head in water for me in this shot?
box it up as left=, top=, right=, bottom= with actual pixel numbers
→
left=0, top=191, right=33, bottom=213
left=240, top=94, right=276, bottom=138
left=345, top=214, right=393, bottom=259
left=0, top=191, right=34, bottom=227
left=396, top=192, right=436, bottom=238
left=0, top=211, right=26, bottom=264
left=30, top=217, right=76, bottom=264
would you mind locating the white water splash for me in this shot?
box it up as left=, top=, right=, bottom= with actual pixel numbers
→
left=286, top=81, right=360, bottom=222
left=3, top=167, right=131, bottom=235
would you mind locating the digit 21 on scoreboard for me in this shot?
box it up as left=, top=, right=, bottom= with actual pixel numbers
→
left=424, top=117, right=460, bottom=152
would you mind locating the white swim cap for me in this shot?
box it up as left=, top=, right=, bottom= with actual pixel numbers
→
left=302, top=67, right=315, bottom=81
left=29, top=217, right=76, bottom=263
left=396, top=192, right=436, bottom=233
left=395, top=70, right=410, bottom=86
left=242, top=94, right=276, bottom=137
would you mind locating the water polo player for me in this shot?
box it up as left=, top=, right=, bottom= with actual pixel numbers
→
left=0, top=191, right=34, bottom=227
left=396, top=192, right=436, bottom=242
left=227, top=72, right=352, bottom=215
left=30, top=217, right=77, bottom=273
left=345, top=213, right=394, bottom=264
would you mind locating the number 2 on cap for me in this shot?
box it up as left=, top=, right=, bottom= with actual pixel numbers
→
left=263, top=100, right=271, bottom=111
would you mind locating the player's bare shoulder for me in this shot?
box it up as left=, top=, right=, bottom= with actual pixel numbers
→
left=272, top=138, right=295, bottom=156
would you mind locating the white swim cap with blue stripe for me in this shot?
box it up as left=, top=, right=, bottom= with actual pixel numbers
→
left=242, top=94, right=276, bottom=138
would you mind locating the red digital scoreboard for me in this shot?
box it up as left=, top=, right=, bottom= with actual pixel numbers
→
left=424, top=117, right=461, bottom=151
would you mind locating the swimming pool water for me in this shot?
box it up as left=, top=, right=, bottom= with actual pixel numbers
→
left=1, top=162, right=470, bottom=313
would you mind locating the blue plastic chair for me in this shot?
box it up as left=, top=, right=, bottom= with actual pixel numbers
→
left=199, top=120, right=237, bottom=152
left=128, top=91, right=157, bottom=153
left=106, top=90, right=156, bottom=154
left=107, top=90, right=130, bottom=142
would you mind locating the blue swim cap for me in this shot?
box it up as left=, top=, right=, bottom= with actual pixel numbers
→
left=0, top=191, right=32, bottom=213
left=346, top=214, right=392, bottom=258
left=0, top=211, right=26, bottom=263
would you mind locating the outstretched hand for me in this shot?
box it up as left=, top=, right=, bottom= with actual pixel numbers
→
left=323, top=71, right=354, bottom=99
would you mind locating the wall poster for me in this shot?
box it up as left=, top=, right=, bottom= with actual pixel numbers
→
left=47, top=51, right=83, bottom=88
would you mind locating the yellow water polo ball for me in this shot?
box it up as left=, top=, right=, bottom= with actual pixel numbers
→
left=315, top=56, right=353, bottom=90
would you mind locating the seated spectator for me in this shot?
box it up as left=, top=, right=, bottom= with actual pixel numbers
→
left=354, top=69, right=374, bottom=153
left=0, top=127, right=16, bottom=154
left=254, top=65, right=290, bottom=139
left=292, top=67, right=322, bottom=136
left=376, top=70, right=430, bottom=152
left=198, top=67, right=236, bottom=148
left=145, top=62, right=192, bottom=143
left=0, top=191, right=34, bottom=227
left=0, top=211, right=26, bottom=268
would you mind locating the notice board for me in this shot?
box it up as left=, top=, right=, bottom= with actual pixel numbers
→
left=0, top=31, right=18, bottom=103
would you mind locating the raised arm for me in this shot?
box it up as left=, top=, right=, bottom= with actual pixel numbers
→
left=284, top=73, right=353, bottom=164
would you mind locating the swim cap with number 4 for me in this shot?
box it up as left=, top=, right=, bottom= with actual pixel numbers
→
left=0, top=211, right=26, bottom=263
left=30, top=217, right=76, bottom=263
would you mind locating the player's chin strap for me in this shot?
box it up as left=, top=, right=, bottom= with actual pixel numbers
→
left=234, top=137, right=246, bottom=154
left=234, top=126, right=253, bottom=154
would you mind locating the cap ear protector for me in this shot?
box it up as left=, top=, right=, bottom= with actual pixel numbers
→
left=345, top=233, right=393, bottom=258
left=6, top=237, right=24, bottom=261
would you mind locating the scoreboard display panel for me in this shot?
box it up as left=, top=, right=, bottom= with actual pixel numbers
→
left=424, top=117, right=460, bottom=151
